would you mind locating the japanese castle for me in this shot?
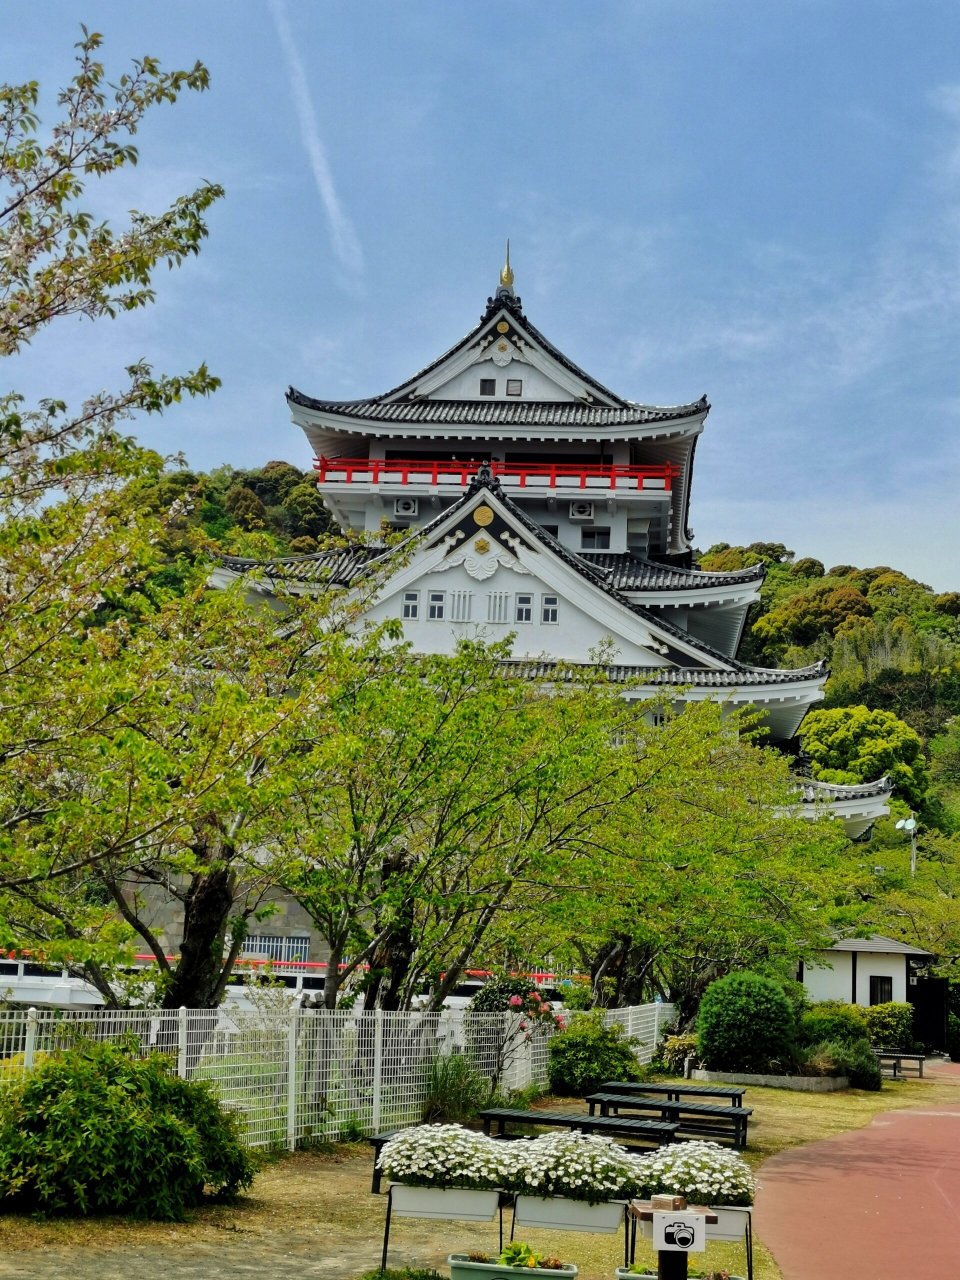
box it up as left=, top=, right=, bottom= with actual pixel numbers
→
left=219, top=254, right=891, bottom=838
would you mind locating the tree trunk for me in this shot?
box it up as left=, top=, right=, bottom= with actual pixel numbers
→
left=161, top=863, right=235, bottom=1009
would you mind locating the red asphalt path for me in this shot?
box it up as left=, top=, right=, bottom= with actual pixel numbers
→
left=755, top=1066, right=960, bottom=1280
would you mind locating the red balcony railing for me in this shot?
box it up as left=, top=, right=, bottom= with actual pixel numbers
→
left=314, top=457, right=677, bottom=491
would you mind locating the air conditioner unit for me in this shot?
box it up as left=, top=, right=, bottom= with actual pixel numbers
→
left=393, top=497, right=419, bottom=518
left=569, top=500, right=595, bottom=521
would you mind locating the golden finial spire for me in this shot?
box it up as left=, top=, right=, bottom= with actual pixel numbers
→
left=499, top=239, right=514, bottom=289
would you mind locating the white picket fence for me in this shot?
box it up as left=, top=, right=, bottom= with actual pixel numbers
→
left=0, top=1000, right=674, bottom=1151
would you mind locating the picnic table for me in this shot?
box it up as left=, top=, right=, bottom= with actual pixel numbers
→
left=477, top=1106, right=679, bottom=1146
left=584, top=1092, right=752, bottom=1149
left=600, top=1080, right=747, bottom=1106
left=875, top=1049, right=925, bottom=1078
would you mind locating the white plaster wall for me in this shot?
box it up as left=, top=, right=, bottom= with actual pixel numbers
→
left=854, top=953, right=906, bottom=1005
left=804, top=952, right=852, bottom=1003
left=363, top=560, right=666, bottom=664
left=432, top=358, right=575, bottom=402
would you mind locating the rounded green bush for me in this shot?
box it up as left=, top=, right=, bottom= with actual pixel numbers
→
left=799, top=1002, right=870, bottom=1047
left=811, top=1038, right=882, bottom=1090
left=696, top=972, right=797, bottom=1073
left=862, top=1001, right=915, bottom=1050
left=0, top=1039, right=256, bottom=1220
left=547, top=1010, right=642, bottom=1095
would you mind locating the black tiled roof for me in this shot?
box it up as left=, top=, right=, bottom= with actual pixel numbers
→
left=221, top=545, right=380, bottom=585
left=285, top=392, right=705, bottom=429
left=577, top=552, right=765, bottom=591
left=497, top=659, right=829, bottom=689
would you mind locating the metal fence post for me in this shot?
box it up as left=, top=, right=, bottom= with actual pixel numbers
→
left=287, top=1007, right=299, bottom=1151
left=24, top=1006, right=37, bottom=1069
left=653, top=1000, right=662, bottom=1049
left=177, top=1006, right=188, bottom=1078
left=372, top=1008, right=384, bottom=1133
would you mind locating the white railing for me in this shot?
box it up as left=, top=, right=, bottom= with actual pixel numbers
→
left=0, top=1001, right=674, bottom=1151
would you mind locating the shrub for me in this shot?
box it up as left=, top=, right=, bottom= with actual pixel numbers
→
left=0, top=1039, right=256, bottom=1219
left=696, top=972, right=797, bottom=1073
left=863, top=1001, right=915, bottom=1050
left=799, top=1002, right=870, bottom=1048
left=557, top=978, right=593, bottom=1011
left=821, top=1039, right=882, bottom=1090
left=948, top=1013, right=960, bottom=1063
left=656, top=1033, right=699, bottom=1074
left=468, top=975, right=536, bottom=1012
left=421, top=1052, right=493, bottom=1125
left=547, top=1011, right=642, bottom=1095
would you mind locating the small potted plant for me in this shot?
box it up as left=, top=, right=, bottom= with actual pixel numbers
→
left=506, top=1131, right=640, bottom=1233
left=378, top=1124, right=513, bottom=1221
left=449, top=1242, right=578, bottom=1280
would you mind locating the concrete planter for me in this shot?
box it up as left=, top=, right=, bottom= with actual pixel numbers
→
left=513, top=1195, right=626, bottom=1233
left=692, top=1068, right=850, bottom=1092
left=449, top=1256, right=577, bottom=1280
left=391, top=1185, right=499, bottom=1221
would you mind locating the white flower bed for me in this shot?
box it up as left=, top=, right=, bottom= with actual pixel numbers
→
left=632, top=1141, right=755, bottom=1206
left=505, top=1131, right=641, bottom=1204
left=378, top=1124, right=513, bottom=1190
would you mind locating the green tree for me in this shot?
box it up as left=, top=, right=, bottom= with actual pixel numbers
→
left=801, top=705, right=928, bottom=806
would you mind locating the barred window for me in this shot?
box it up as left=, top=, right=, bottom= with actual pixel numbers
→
left=450, top=590, right=472, bottom=622
left=480, top=378, right=496, bottom=396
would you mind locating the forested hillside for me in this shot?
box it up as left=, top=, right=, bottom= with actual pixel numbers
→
left=699, top=542, right=960, bottom=833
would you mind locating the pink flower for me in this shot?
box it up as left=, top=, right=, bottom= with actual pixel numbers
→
left=509, top=994, right=523, bottom=1007
left=530, top=991, right=542, bottom=1001
left=540, top=1001, right=552, bottom=1011
left=519, top=1020, right=528, bottom=1030
left=555, top=1016, right=566, bottom=1030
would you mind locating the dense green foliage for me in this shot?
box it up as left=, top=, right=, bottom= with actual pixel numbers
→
left=0, top=1041, right=255, bottom=1219
left=862, top=1001, right=916, bottom=1050
left=801, top=707, right=928, bottom=806
left=469, top=976, right=539, bottom=1012
left=420, top=1053, right=493, bottom=1125
left=799, top=1002, right=870, bottom=1048
left=696, top=973, right=797, bottom=1072
left=546, top=1011, right=643, bottom=1094
left=802, top=1038, right=882, bottom=1089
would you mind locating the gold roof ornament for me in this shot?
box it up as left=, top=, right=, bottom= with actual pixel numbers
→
left=499, top=239, right=514, bottom=289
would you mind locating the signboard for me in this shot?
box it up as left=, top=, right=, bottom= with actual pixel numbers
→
left=651, top=1211, right=706, bottom=1253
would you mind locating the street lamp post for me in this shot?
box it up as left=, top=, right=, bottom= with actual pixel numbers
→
left=895, top=814, right=917, bottom=876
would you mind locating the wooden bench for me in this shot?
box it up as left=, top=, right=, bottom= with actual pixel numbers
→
left=477, top=1106, right=679, bottom=1147
left=600, top=1080, right=747, bottom=1106
left=876, top=1050, right=925, bottom=1079
left=585, top=1092, right=752, bottom=1149
left=367, top=1128, right=407, bottom=1193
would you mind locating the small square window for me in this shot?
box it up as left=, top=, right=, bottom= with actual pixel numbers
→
left=516, top=593, right=533, bottom=623
left=542, top=595, right=559, bottom=624
left=428, top=591, right=445, bottom=620
left=581, top=528, right=611, bottom=550
left=402, top=591, right=419, bottom=620
left=506, top=378, right=522, bottom=397
left=480, top=378, right=496, bottom=396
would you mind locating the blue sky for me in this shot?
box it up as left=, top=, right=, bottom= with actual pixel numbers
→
left=4, top=2, right=960, bottom=587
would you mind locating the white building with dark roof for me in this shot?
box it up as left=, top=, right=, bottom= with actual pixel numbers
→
left=217, top=257, right=892, bottom=836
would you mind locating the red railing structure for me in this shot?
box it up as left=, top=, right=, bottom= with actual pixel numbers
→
left=315, top=457, right=677, bottom=490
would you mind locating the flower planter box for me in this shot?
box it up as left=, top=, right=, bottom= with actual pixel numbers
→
left=614, top=1272, right=744, bottom=1280
left=449, top=1256, right=577, bottom=1280
left=513, top=1195, right=625, bottom=1233
left=705, top=1206, right=751, bottom=1241
left=391, top=1185, right=500, bottom=1221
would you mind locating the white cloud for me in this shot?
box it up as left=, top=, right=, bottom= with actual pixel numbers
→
left=268, top=0, right=364, bottom=287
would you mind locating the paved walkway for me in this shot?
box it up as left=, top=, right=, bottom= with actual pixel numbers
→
left=755, top=1062, right=960, bottom=1280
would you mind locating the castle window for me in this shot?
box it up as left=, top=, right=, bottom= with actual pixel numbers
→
left=480, top=378, right=496, bottom=396
left=402, top=590, right=419, bottom=620
left=488, top=592, right=510, bottom=623
left=515, top=593, right=533, bottom=623
left=506, top=378, right=522, bottom=396
left=450, top=590, right=471, bottom=622
left=581, top=527, right=611, bottom=550
left=428, top=591, right=445, bottom=620
left=542, top=595, right=559, bottom=624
